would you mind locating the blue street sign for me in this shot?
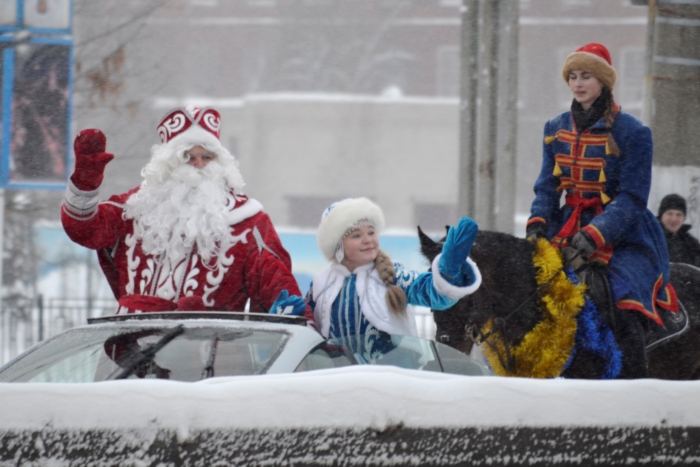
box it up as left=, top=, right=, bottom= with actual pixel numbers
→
left=0, top=0, right=73, bottom=190
left=0, top=36, right=73, bottom=189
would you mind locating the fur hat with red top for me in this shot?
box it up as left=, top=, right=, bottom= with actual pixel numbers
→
left=561, top=42, right=617, bottom=91
left=157, top=106, right=222, bottom=150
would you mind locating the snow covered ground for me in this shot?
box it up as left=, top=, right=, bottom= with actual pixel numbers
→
left=2, top=366, right=700, bottom=465
left=2, top=365, right=699, bottom=430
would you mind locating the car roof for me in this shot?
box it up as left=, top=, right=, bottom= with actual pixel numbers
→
left=87, top=311, right=312, bottom=327
left=0, top=312, right=326, bottom=379
left=83, top=314, right=327, bottom=372
left=84, top=311, right=325, bottom=374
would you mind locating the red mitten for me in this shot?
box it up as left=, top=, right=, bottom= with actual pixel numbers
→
left=71, top=129, right=114, bottom=191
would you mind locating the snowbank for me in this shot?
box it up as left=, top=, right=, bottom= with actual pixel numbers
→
left=2, top=365, right=699, bottom=429
left=3, top=366, right=700, bottom=465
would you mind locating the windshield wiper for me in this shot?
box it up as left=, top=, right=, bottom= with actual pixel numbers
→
left=200, top=331, right=254, bottom=379
left=201, top=337, right=219, bottom=379
left=109, top=324, right=185, bottom=380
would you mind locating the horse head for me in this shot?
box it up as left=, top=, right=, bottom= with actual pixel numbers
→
left=418, top=225, right=479, bottom=355
left=418, top=226, right=543, bottom=360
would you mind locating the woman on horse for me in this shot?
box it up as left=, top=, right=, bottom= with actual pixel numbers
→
left=306, top=197, right=481, bottom=362
left=525, top=42, right=675, bottom=378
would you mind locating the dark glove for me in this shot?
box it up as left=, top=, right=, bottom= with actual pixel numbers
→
left=269, top=290, right=307, bottom=316
left=71, top=129, right=114, bottom=191
left=571, top=230, right=596, bottom=258
left=526, top=221, right=547, bottom=243
left=438, top=217, right=479, bottom=287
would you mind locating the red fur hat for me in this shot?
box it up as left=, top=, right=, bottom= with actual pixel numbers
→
left=156, top=106, right=222, bottom=149
left=561, top=42, right=617, bottom=91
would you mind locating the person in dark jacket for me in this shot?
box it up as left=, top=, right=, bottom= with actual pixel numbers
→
left=657, top=194, right=700, bottom=267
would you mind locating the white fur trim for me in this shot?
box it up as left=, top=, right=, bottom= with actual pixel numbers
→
left=431, top=254, right=482, bottom=300
left=312, top=262, right=352, bottom=337
left=166, top=125, right=221, bottom=151
left=316, top=198, right=385, bottom=262
left=311, top=262, right=417, bottom=338
left=63, top=180, right=100, bottom=216
left=224, top=198, right=263, bottom=225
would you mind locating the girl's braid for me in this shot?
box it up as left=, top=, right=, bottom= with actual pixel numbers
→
left=374, top=250, right=407, bottom=317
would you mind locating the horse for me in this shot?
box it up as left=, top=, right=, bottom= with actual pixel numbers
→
left=419, top=228, right=700, bottom=380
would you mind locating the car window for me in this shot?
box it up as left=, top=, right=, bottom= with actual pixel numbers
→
left=294, top=343, right=356, bottom=372
left=0, top=326, right=290, bottom=382
left=432, top=341, right=493, bottom=376
left=327, top=334, right=433, bottom=370
left=327, top=333, right=493, bottom=375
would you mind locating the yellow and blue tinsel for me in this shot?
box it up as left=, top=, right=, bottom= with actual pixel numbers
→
left=481, top=238, right=622, bottom=379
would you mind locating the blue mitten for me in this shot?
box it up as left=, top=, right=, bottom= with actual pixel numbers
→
left=438, top=217, right=479, bottom=287
left=269, top=290, right=306, bottom=316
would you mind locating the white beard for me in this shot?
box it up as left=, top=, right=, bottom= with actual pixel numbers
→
left=124, top=161, right=233, bottom=264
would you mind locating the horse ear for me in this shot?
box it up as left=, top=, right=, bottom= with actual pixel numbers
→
left=445, top=225, right=450, bottom=235
left=418, top=226, right=442, bottom=262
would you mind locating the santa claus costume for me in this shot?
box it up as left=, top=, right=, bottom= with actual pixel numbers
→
left=62, top=106, right=306, bottom=316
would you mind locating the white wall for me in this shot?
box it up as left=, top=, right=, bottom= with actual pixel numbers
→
left=213, top=94, right=462, bottom=231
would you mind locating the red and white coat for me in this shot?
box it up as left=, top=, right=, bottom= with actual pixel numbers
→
left=62, top=182, right=304, bottom=315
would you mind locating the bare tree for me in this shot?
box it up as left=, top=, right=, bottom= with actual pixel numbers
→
left=69, top=0, right=173, bottom=195
left=0, top=1, right=171, bottom=357
left=73, top=0, right=170, bottom=114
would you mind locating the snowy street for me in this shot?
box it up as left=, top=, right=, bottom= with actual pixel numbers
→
left=2, top=365, right=700, bottom=465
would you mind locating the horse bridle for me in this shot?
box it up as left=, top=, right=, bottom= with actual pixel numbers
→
left=435, top=258, right=566, bottom=347
left=467, top=250, right=584, bottom=373
left=432, top=236, right=585, bottom=359
left=436, top=295, right=476, bottom=345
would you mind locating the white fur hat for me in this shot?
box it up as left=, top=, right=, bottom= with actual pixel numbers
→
left=317, top=197, right=385, bottom=262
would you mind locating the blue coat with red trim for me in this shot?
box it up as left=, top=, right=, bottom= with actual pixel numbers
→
left=527, top=108, right=674, bottom=324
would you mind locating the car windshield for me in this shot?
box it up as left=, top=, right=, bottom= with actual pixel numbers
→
left=327, top=333, right=492, bottom=376
left=0, top=324, right=290, bottom=383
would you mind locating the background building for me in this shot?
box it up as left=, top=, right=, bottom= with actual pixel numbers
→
left=72, top=0, right=650, bottom=235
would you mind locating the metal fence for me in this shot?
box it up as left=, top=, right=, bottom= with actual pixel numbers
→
left=42, top=297, right=119, bottom=338
left=0, top=296, right=118, bottom=365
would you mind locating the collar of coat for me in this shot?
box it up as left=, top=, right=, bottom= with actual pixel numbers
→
left=571, top=89, right=610, bottom=131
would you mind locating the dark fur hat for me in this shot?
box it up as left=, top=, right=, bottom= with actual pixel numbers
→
left=658, top=194, right=687, bottom=217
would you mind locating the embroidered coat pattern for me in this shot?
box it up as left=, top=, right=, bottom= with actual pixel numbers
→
left=527, top=109, right=675, bottom=324
left=62, top=182, right=302, bottom=315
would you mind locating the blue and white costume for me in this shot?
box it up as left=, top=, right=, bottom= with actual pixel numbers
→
left=307, top=197, right=481, bottom=362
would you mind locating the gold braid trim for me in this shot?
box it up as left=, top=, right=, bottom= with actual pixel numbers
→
left=480, top=238, right=586, bottom=378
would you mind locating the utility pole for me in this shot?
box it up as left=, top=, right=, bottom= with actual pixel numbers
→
left=458, top=0, right=480, bottom=219
left=475, top=0, right=501, bottom=231
left=495, top=0, right=519, bottom=235
left=647, top=0, right=700, bottom=235
left=651, top=0, right=700, bottom=166
left=458, top=0, right=519, bottom=233
left=641, top=0, right=657, bottom=125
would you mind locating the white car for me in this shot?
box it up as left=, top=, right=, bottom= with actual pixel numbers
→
left=0, top=312, right=492, bottom=382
